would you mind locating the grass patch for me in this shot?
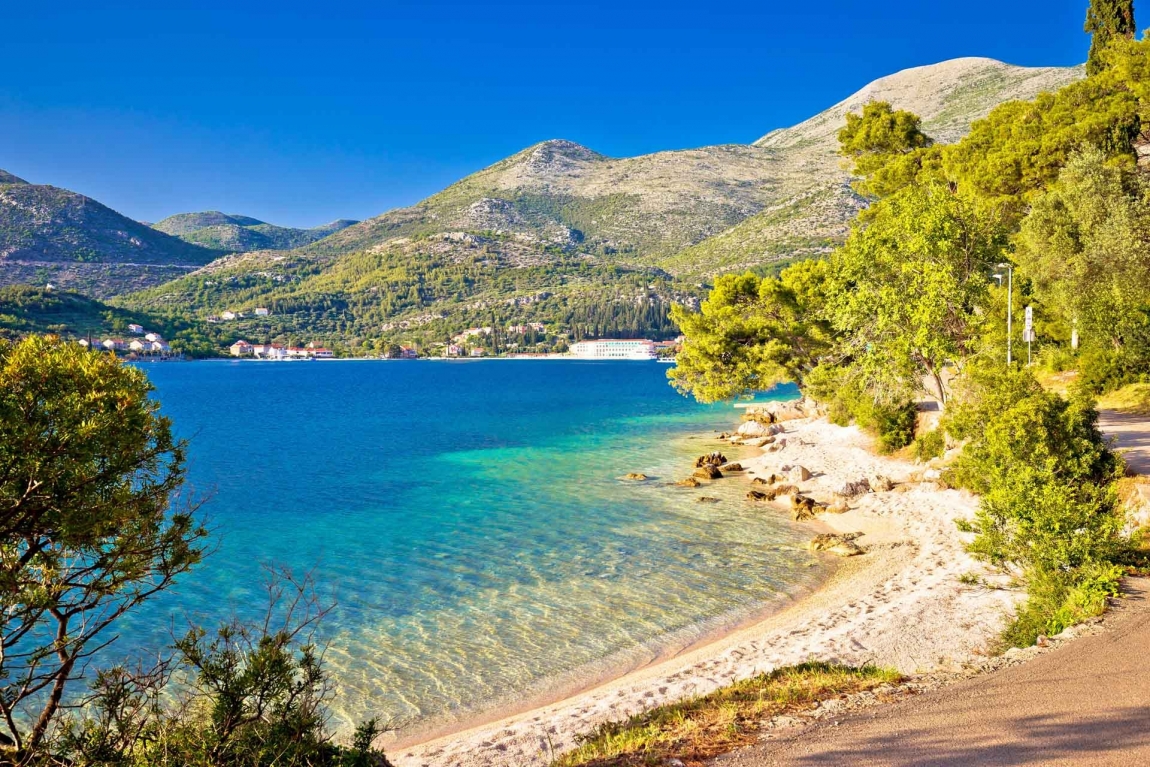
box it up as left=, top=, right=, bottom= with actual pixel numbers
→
left=999, top=564, right=1124, bottom=650
left=551, top=662, right=901, bottom=767
left=1097, top=382, right=1150, bottom=416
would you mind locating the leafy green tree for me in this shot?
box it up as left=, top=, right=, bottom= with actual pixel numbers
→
left=1016, top=148, right=1150, bottom=357
left=837, top=102, right=936, bottom=198
left=0, top=336, right=209, bottom=759
left=826, top=183, right=1006, bottom=405
left=667, top=260, right=832, bottom=402
left=1086, top=0, right=1137, bottom=76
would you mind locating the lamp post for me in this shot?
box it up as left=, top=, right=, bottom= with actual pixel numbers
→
left=993, top=263, right=1013, bottom=367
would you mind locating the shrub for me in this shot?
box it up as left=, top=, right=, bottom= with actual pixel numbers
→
left=1000, top=564, right=1123, bottom=648
left=913, top=429, right=946, bottom=462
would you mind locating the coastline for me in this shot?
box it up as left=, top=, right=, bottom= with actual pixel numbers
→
left=390, top=416, right=1022, bottom=767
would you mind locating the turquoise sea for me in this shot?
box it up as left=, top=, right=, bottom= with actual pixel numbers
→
left=123, top=360, right=818, bottom=736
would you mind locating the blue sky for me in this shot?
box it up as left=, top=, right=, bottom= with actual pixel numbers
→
left=1, top=1, right=1094, bottom=227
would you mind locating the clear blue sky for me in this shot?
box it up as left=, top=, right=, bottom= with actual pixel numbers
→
left=1, top=1, right=1096, bottom=227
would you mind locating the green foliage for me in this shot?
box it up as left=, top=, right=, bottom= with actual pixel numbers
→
left=837, top=101, right=935, bottom=197
left=913, top=429, right=946, bottom=462
left=1001, top=563, right=1124, bottom=647
left=942, top=46, right=1145, bottom=211
left=0, top=336, right=210, bottom=756
left=827, top=183, right=1005, bottom=404
left=1085, top=0, right=1137, bottom=76
left=1016, top=148, right=1150, bottom=359
left=667, top=261, right=832, bottom=402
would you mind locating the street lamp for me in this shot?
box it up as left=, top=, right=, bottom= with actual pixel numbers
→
left=993, top=263, right=1013, bottom=367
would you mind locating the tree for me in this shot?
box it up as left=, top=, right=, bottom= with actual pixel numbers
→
left=826, top=183, right=1006, bottom=405
left=0, top=335, right=209, bottom=760
left=667, top=260, right=832, bottom=403
left=1086, top=0, right=1136, bottom=76
left=837, top=101, right=936, bottom=198
left=1015, top=148, right=1150, bottom=357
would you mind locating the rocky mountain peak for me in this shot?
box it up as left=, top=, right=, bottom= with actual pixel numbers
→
left=0, top=169, right=29, bottom=185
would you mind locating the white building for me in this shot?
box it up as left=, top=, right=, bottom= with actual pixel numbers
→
left=230, top=340, right=253, bottom=357
left=101, top=338, right=125, bottom=352
left=569, top=339, right=657, bottom=360
left=221, top=311, right=237, bottom=321
left=144, top=332, right=163, bottom=343
left=129, top=339, right=148, bottom=352
left=253, top=307, right=270, bottom=316
left=128, top=324, right=145, bottom=334
left=252, top=343, right=287, bottom=360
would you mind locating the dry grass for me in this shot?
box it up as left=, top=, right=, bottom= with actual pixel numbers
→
left=1033, top=369, right=1079, bottom=396
left=1097, top=383, right=1150, bottom=416
left=552, top=662, right=901, bottom=767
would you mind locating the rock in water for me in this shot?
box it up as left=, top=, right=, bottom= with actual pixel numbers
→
left=621, top=473, right=649, bottom=481
left=747, top=489, right=773, bottom=502
left=675, top=477, right=702, bottom=488
left=696, top=496, right=721, bottom=504
left=695, top=452, right=728, bottom=468
left=693, top=465, right=723, bottom=480
left=720, top=462, right=744, bottom=472
left=808, top=533, right=865, bottom=556
left=791, top=494, right=817, bottom=521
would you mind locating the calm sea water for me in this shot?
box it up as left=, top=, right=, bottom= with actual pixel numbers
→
left=120, top=360, right=817, bottom=734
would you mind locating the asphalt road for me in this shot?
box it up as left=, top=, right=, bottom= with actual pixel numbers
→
left=1099, top=410, right=1150, bottom=476
left=710, top=578, right=1150, bottom=767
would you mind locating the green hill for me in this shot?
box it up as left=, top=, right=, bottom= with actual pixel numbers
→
left=0, top=173, right=220, bottom=297
left=152, top=211, right=359, bottom=252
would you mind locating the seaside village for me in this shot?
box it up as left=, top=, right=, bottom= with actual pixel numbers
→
left=78, top=323, right=177, bottom=359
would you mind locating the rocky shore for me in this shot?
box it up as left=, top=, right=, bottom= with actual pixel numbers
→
left=392, top=408, right=1021, bottom=767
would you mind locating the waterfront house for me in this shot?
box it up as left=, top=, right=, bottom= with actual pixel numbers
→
left=445, top=344, right=463, bottom=357
left=254, top=307, right=270, bottom=316
left=101, top=338, right=126, bottom=352
left=144, top=332, right=163, bottom=343
left=150, top=340, right=171, bottom=353
left=400, top=346, right=418, bottom=359
left=129, top=339, right=148, bottom=352
left=469, top=347, right=486, bottom=357
left=230, top=340, right=253, bottom=357
left=128, top=323, right=144, bottom=334
left=253, top=343, right=287, bottom=360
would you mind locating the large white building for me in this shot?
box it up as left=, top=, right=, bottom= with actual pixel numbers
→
left=569, top=339, right=657, bottom=360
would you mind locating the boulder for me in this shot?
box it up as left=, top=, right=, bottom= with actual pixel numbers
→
left=788, top=465, right=811, bottom=483
left=747, top=490, right=774, bottom=502
left=675, top=477, right=702, bottom=488
left=752, top=473, right=782, bottom=487
left=720, top=462, right=745, bottom=472
left=790, top=494, right=818, bottom=520
left=696, top=496, right=721, bottom=504
left=808, top=533, right=864, bottom=557
left=870, top=474, right=895, bottom=492
left=826, top=498, right=851, bottom=514
left=772, top=484, right=799, bottom=497
left=837, top=478, right=871, bottom=498
left=736, top=420, right=772, bottom=437
left=621, top=473, right=649, bottom=481
left=693, top=465, right=723, bottom=480
left=695, top=452, right=728, bottom=468
left=767, top=439, right=788, bottom=453
left=744, top=436, right=775, bottom=447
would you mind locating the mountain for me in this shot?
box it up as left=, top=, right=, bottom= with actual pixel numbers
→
left=0, top=172, right=220, bottom=297
left=152, top=211, right=359, bottom=252
left=116, top=57, right=1083, bottom=349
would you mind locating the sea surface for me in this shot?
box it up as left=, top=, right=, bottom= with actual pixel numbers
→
left=121, top=359, right=819, bottom=735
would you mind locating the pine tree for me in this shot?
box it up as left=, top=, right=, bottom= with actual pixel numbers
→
left=1085, top=0, right=1136, bottom=76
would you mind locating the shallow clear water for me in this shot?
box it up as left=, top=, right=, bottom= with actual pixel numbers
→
left=120, top=360, right=817, bottom=734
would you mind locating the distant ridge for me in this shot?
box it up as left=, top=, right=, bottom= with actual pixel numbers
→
left=152, top=211, right=360, bottom=253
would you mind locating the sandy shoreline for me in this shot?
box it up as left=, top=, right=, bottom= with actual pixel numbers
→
left=391, top=416, right=1021, bottom=767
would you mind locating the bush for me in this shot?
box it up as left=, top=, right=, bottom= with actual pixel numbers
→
left=1001, top=564, right=1123, bottom=648
left=913, top=429, right=946, bottom=462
